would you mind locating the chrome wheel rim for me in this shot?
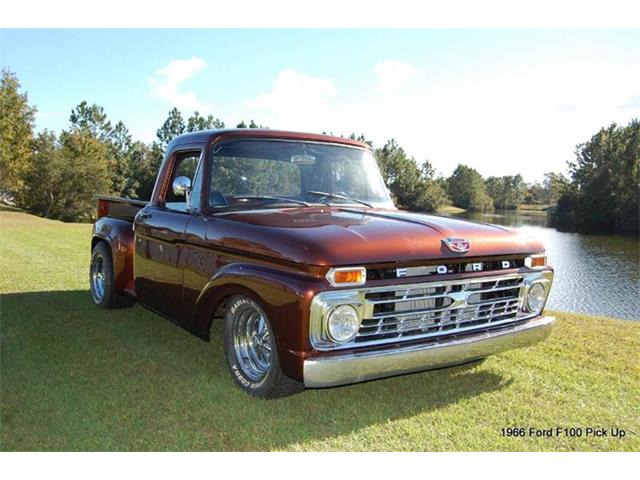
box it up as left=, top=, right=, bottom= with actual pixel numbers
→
left=91, top=255, right=105, bottom=302
left=232, top=304, right=272, bottom=382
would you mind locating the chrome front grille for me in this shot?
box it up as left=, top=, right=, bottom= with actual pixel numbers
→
left=357, top=277, right=524, bottom=344
left=309, top=273, right=553, bottom=351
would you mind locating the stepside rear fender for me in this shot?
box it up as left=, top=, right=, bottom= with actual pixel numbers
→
left=92, top=217, right=135, bottom=293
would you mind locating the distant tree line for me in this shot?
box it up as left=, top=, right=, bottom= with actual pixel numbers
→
left=1, top=69, right=636, bottom=234
left=550, top=120, right=639, bottom=235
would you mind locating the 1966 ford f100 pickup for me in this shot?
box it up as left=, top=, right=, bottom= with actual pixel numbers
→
left=90, top=129, right=554, bottom=398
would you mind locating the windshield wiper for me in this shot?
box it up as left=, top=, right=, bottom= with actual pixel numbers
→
left=307, top=191, right=373, bottom=208
left=231, top=195, right=311, bottom=207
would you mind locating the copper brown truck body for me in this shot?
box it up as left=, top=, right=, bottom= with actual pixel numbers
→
left=91, top=129, right=554, bottom=393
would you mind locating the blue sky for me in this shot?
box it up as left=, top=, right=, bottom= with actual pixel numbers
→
left=2, top=29, right=639, bottom=181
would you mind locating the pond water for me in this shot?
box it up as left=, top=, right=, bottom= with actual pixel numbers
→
left=453, top=210, right=640, bottom=321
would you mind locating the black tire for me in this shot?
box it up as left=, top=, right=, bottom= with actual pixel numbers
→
left=222, top=295, right=303, bottom=399
left=90, top=241, right=135, bottom=309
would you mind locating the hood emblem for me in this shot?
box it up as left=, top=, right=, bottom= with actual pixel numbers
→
left=442, top=237, right=470, bottom=253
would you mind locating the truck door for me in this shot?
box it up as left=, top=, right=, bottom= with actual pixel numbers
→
left=134, top=148, right=203, bottom=323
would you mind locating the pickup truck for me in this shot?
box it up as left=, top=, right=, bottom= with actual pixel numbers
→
left=90, top=128, right=554, bottom=398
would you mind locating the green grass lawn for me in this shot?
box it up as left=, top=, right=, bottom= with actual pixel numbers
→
left=1, top=207, right=639, bottom=451
left=437, top=204, right=467, bottom=215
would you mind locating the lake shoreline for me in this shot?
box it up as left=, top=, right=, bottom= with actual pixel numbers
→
left=444, top=208, right=640, bottom=321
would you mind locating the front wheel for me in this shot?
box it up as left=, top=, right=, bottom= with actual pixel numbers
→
left=222, top=295, right=303, bottom=399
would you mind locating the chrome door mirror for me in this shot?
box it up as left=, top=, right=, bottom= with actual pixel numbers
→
left=172, top=176, right=192, bottom=197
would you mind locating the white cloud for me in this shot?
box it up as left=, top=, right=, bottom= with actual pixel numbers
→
left=359, top=59, right=640, bottom=181
left=374, top=60, right=418, bottom=93
left=240, top=59, right=639, bottom=183
left=245, top=68, right=335, bottom=121
left=148, top=57, right=210, bottom=112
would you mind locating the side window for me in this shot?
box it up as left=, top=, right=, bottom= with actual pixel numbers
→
left=165, top=150, right=202, bottom=212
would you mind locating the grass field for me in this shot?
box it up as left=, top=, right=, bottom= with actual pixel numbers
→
left=1, top=207, right=639, bottom=451
left=517, top=204, right=552, bottom=212
left=436, top=205, right=467, bottom=215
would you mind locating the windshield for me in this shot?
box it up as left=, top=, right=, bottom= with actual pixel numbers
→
left=208, top=139, right=394, bottom=209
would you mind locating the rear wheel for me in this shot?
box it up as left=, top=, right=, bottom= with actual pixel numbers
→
left=90, top=242, right=135, bottom=309
left=223, top=295, right=303, bottom=399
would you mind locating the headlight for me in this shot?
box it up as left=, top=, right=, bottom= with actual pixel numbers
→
left=526, top=283, right=546, bottom=313
left=327, top=305, right=360, bottom=343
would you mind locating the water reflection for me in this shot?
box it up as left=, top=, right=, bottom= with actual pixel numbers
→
left=454, top=210, right=640, bottom=320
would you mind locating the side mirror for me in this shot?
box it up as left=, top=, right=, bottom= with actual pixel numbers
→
left=172, top=176, right=192, bottom=198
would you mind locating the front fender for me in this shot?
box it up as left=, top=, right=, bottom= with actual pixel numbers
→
left=192, top=263, right=325, bottom=381
left=92, top=217, right=135, bottom=293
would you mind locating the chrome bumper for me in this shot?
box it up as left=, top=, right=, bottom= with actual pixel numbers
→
left=303, top=315, right=555, bottom=388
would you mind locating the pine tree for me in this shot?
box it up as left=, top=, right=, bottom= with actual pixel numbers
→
left=156, top=108, right=186, bottom=148
left=68, top=101, right=136, bottom=198
left=186, top=111, right=225, bottom=132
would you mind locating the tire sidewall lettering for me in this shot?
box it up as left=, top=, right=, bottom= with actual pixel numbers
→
left=225, top=296, right=272, bottom=393
left=230, top=361, right=263, bottom=390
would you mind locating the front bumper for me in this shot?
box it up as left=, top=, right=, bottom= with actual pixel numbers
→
left=303, top=315, right=555, bottom=388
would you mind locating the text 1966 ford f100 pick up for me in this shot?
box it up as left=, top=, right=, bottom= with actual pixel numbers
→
left=90, top=129, right=554, bottom=398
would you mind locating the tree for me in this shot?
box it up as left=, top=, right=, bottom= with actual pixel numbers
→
left=186, top=111, right=225, bottom=132
left=127, top=141, right=161, bottom=200
left=523, top=181, right=545, bottom=205
left=420, top=160, right=436, bottom=178
left=541, top=172, right=567, bottom=205
left=156, top=108, right=186, bottom=148
left=69, top=101, right=112, bottom=140
left=108, top=121, right=136, bottom=198
left=57, top=129, right=113, bottom=221
left=23, top=129, right=112, bottom=222
left=446, top=165, right=494, bottom=212
left=22, top=130, right=61, bottom=217
left=551, top=120, right=639, bottom=234
left=521, top=172, right=568, bottom=206
left=0, top=69, right=36, bottom=204
left=375, top=139, right=448, bottom=212
left=68, top=101, right=137, bottom=198
left=347, top=132, right=374, bottom=146
left=236, top=120, right=264, bottom=128
left=484, top=174, right=526, bottom=210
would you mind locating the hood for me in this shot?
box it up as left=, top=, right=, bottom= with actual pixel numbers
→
left=205, top=207, right=544, bottom=266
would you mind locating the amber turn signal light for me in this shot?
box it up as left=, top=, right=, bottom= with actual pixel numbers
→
left=326, top=267, right=367, bottom=287
left=525, top=254, right=547, bottom=269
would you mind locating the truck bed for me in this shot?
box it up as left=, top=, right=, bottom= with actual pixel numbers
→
left=95, top=195, right=148, bottom=222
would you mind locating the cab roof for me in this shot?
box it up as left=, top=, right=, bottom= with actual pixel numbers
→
left=167, top=128, right=372, bottom=150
